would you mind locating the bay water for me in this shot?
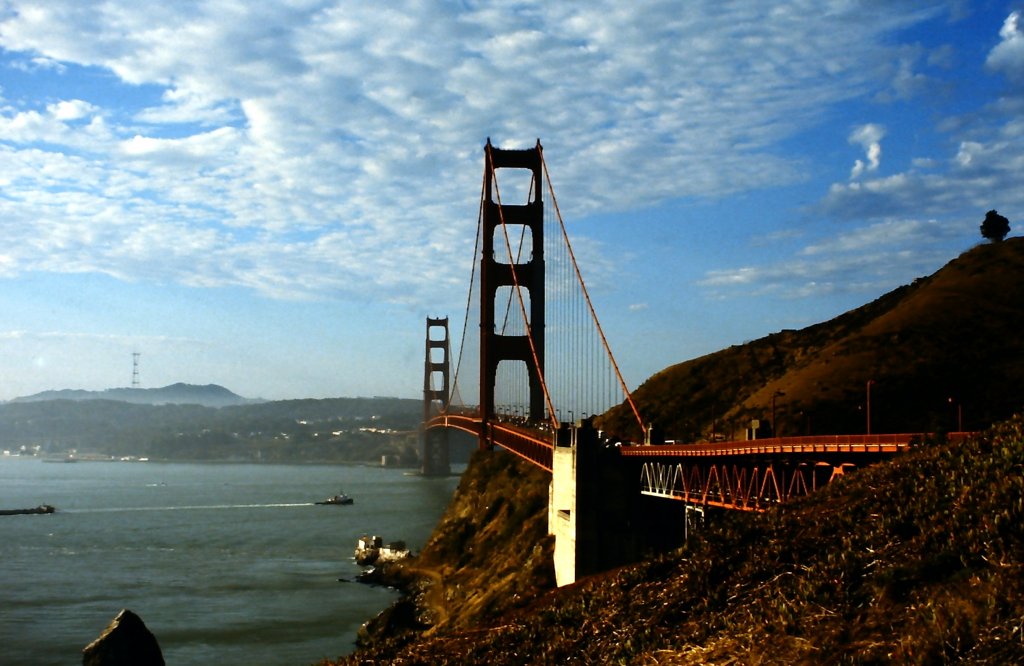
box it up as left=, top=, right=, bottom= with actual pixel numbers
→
left=0, top=457, right=462, bottom=665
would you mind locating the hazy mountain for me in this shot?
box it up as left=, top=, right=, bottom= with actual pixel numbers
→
left=10, top=383, right=257, bottom=408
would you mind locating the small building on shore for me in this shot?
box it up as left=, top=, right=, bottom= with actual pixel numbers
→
left=355, top=535, right=411, bottom=566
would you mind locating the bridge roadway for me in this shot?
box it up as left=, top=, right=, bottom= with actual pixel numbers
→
left=427, top=413, right=556, bottom=472
left=619, top=433, right=924, bottom=458
left=427, top=415, right=962, bottom=511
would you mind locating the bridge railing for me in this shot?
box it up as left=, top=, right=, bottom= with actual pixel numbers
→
left=425, top=412, right=556, bottom=472
left=619, top=432, right=974, bottom=458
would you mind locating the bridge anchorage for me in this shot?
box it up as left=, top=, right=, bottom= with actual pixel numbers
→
left=423, top=139, right=948, bottom=586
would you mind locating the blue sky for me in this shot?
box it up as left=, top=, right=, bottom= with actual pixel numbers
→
left=0, top=1, right=1022, bottom=402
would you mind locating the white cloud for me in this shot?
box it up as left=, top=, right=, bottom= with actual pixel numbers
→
left=820, top=114, right=1024, bottom=225
left=0, top=330, right=201, bottom=345
left=47, top=99, right=98, bottom=121
left=955, top=141, right=984, bottom=167
left=119, top=127, right=241, bottom=161
left=987, top=11, right=1024, bottom=81
left=7, top=55, right=66, bottom=73
left=801, top=219, right=945, bottom=256
left=700, top=266, right=761, bottom=288
left=698, top=221, right=955, bottom=301
left=849, top=123, right=885, bottom=179
left=706, top=78, right=1024, bottom=305
left=0, top=1, right=992, bottom=311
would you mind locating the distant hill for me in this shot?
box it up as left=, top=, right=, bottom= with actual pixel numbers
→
left=11, top=383, right=256, bottom=408
left=600, top=237, right=1024, bottom=441
left=0, top=394, right=426, bottom=463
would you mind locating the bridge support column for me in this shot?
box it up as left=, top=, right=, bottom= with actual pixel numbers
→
left=422, top=317, right=450, bottom=476
left=549, top=420, right=636, bottom=586
left=480, top=139, right=545, bottom=449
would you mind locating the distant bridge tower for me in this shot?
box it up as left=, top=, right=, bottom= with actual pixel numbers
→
left=422, top=317, right=451, bottom=476
left=480, top=139, right=545, bottom=448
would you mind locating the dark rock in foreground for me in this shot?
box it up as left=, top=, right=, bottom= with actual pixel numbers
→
left=82, top=609, right=164, bottom=666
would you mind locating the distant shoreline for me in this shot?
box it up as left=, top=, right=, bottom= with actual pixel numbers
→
left=2, top=453, right=423, bottom=468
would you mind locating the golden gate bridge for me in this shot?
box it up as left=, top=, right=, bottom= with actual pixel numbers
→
left=421, top=139, right=958, bottom=585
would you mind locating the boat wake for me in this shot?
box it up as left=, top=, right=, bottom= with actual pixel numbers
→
left=65, top=502, right=317, bottom=513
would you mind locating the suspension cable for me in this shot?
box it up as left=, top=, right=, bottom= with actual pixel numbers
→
left=539, top=147, right=647, bottom=435
left=447, top=165, right=488, bottom=414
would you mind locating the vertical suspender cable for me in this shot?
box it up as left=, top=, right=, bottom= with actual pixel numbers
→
left=540, top=148, right=646, bottom=436
left=448, top=168, right=488, bottom=414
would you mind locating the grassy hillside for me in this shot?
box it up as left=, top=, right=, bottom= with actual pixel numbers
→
left=600, top=238, right=1024, bottom=442
left=335, top=416, right=1024, bottom=664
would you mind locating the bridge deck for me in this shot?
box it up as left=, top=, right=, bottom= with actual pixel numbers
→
left=427, top=414, right=555, bottom=471
left=429, top=416, right=975, bottom=511
left=619, top=433, right=964, bottom=458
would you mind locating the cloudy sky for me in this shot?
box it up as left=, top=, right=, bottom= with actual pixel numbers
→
left=0, top=1, right=1021, bottom=402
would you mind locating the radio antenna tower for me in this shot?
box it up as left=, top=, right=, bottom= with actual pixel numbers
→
left=132, top=352, right=141, bottom=389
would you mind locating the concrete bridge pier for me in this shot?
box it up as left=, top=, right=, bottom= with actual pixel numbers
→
left=549, top=420, right=639, bottom=587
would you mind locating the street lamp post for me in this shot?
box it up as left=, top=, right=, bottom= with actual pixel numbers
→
left=866, top=380, right=876, bottom=435
left=771, top=390, right=785, bottom=437
left=948, top=397, right=962, bottom=432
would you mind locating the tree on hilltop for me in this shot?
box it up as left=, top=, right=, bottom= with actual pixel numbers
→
left=980, top=209, right=1010, bottom=242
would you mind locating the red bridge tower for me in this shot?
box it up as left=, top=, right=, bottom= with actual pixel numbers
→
left=480, top=139, right=546, bottom=448
left=422, top=316, right=451, bottom=476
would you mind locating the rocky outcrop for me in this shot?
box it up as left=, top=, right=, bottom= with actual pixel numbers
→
left=82, top=609, right=164, bottom=666
left=345, top=449, right=555, bottom=657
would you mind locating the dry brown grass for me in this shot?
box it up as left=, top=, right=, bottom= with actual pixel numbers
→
left=329, top=417, right=1024, bottom=665
left=601, top=237, right=1024, bottom=441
